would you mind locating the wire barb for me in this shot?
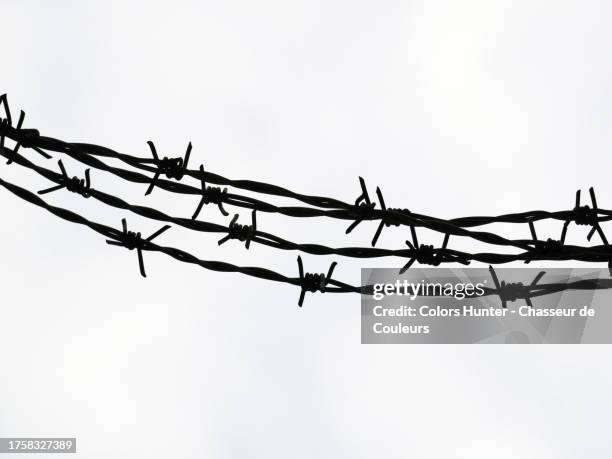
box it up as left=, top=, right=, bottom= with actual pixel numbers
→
left=0, top=94, right=49, bottom=163
left=572, top=187, right=608, bottom=245
left=297, top=255, right=337, bottom=307
left=218, top=210, right=257, bottom=249
left=371, top=186, right=411, bottom=247
left=105, top=218, right=171, bottom=277
left=0, top=94, right=13, bottom=158
left=38, top=160, right=92, bottom=198
left=399, top=230, right=468, bottom=274
left=489, top=266, right=545, bottom=308
left=5, top=94, right=612, bottom=304
left=525, top=219, right=569, bottom=263
left=144, top=141, right=192, bottom=195
left=345, top=177, right=376, bottom=234
left=192, top=164, right=229, bottom=219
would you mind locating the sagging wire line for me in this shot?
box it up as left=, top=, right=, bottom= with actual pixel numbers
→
left=4, top=146, right=612, bottom=270
left=484, top=266, right=612, bottom=309
left=3, top=164, right=612, bottom=306
left=70, top=138, right=612, bottom=231
left=0, top=175, right=363, bottom=305
left=39, top=135, right=612, bottom=231
left=0, top=98, right=587, bottom=254
left=0, top=126, right=539, bottom=253
left=6, top=121, right=610, bottom=255
left=413, top=268, right=612, bottom=309
left=1, top=95, right=612, bottom=287
left=1, top=95, right=611, bottom=248
left=35, top=147, right=539, bottom=252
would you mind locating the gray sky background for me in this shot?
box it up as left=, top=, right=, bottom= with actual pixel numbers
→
left=2, top=1, right=612, bottom=457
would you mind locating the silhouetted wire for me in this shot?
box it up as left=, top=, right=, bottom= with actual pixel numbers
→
left=485, top=266, right=612, bottom=308
left=3, top=146, right=612, bottom=269
left=5, top=167, right=610, bottom=307
left=2, top=161, right=612, bottom=306
left=2, top=96, right=611, bottom=221
left=0, top=175, right=366, bottom=305
left=3, top=116, right=611, bottom=257
left=2, top=94, right=612, bottom=289
left=380, top=268, right=612, bottom=307
left=0, top=133, right=563, bottom=253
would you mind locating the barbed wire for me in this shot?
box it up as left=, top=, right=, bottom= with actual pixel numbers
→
left=3, top=145, right=612, bottom=270
left=2, top=103, right=610, bottom=258
left=3, top=168, right=610, bottom=308
left=1, top=94, right=612, bottom=305
left=484, top=266, right=612, bottom=309
left=377, top=267, right=612, bottom=308
left=0, top=175, right=366, bottom=305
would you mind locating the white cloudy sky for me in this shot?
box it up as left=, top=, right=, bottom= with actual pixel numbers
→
left=2, top=1, right=612, bottom=458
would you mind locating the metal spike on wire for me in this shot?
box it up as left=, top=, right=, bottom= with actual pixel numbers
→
left=105, top=218, right=171, bottom=277
left=192, top=164, right=229, bottom=219
left=0, top=94, right=50, bottom=163
left=572, top=188, right=609, bottom=245
left=38, top=160, right=91, bottom=198
left=370, top=186, right=410, bottom=247
left=297, top=255, right=338, bottom=306
left=144, top=141, right=192, bottom=195
left=218, top=210, right=257, bottom=249
left=345, top=177, right=376, bottom=234
left=488, top=265, right=546, bottom=308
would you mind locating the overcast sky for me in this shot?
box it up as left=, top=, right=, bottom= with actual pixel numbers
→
left=2, top=1, right=612, bottom=458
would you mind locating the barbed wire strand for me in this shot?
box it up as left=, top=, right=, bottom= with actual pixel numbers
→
left=3, top=145, right=612, bottom=270
left=1, top=95, right=612, bottom=290
left=2, top=113, right=610, bottom=258
left=0, top=175, right=369, bottom=305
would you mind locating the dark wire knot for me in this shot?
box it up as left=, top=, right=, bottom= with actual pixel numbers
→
left=120, top=229, right=143, bottom=251
left=65, top=175, right=91, bottom=197
left=400, top=231, right=455, bottom=274
left=296, top=256, right=337, bottom=307
left=371, top=187, right=411, bottom=246
left=157, top=156, right=186, bottom=179
left=105, top=218, right=171, bottom=277
left=541, top=238, right=563, bottom=253
left=489, top=266, right=545, bottom=308
left=38, top=160, right=91, bottom=198
left=192, top=164, right=229, bottom=219
left=345, top=177, right=376, bottom=234
left=498, top=282, right=528, bottom=302
left=413, top=244, right=441, bottom=266
left=525, top=220, right=569, bottom=263
left=218, top=211, right=257, bottom=249
left=15, top=128, right=40, bottom=148
left=571, top=188, right=608, bottom=244
left=144, top=141, right=192, bottom=195
left=573, top=206, right=597, bottom=226
left=201, top=186, right=227, bottom=205
left=385, top=208, right=409, bottom=226
left=0, top=94, right=50, bottom=163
